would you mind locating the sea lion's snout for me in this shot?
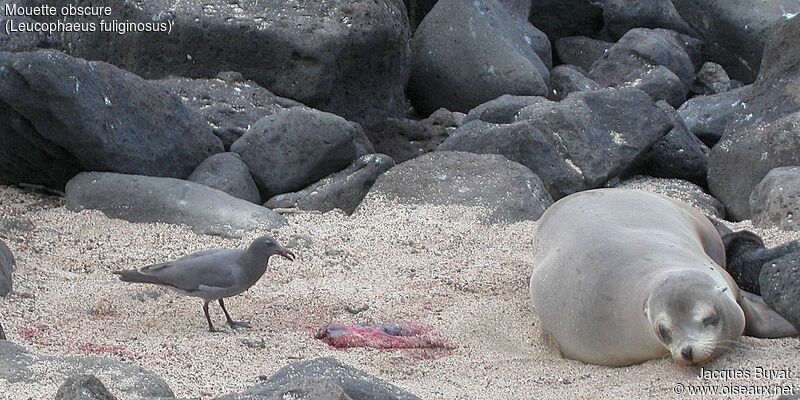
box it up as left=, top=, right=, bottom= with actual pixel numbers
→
left=669, top=334, right=727, bottom=366
left=680, top=346, right=693, bottom=362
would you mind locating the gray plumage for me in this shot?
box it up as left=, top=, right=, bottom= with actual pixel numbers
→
left=114, top=235, right=294, bottom=331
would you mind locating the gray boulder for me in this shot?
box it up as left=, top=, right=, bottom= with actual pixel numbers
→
left=231, top=108, right=370, bottom=199
left=708, top=16, right=800, bottom=220
left=0, top=341, right=173, bottom=398
left=548, top=65, right=600, bottom=101
left=691, top=62, right=733, bottom=96
left=671, top=0, right=800, bottom=82
left=589, top=28, right=697, bottom=107
left=405, top=0, right=530, bottom=32
left=247, top=377, right=353, bottom=400
left=529, top=0, right=604, bottom=39
left=604, top=0, right=697, bottom=40
left=158, top=73, right=302, bottom=150
left=359, top=151, right=553, bottom=223
left=631, top=101, right=710, bottom=185
left=365, top=109, right=462, bottom=164
left=232, top=357, right=421, bottom=400
left=0, top=50, right=222, bottom=190
left=0, top=239, right=13, bottom=297
left=404, top=0, right=438, bottom=31
left=408, top=0, right=550, bottom=115
left=65, top=172, right=286, bottom=237
left=750, top=167, right=800, bottom=231
left=554, top=36, right=614, bottom=72
left=760, top=252, right=800, bottom=330
left=677, top=86, right=747, bottom=147
left=441, top=88, right=673, bottom=199
left=439, top=120, right=584, bottom=198
left=462, top=95, right=547, bottom=125
left=0, top=3, right=56, bottom=52
left=55, top=374, right=116, bottom=400
left=188, top=153, right=261, bottom=204
left=266, top=154, right=395, bottom=215
left=41, top=0, right=410, bottom=123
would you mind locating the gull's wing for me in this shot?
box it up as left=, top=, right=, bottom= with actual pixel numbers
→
left=116, top=249, right=244, bottom=292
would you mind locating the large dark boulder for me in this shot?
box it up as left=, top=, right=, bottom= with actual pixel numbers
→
left=360, top=151, right=553, bottom=223
left=266, top=154, right=395, bottom=215
left=670, top=0, right=800, bottom=82
left=440, top=88, right=673, bottom=199
left=760, top=252, right=800, bottom=330
left=158, top=73, right=302, bottom=150
left=554, top=36, right=614, bottom=72
left=604, top=0, right=697, bottom=40
left=439, top=120, right=584, bottom=198
left=188, top=153, right=261, bottom=204
left=43, top=0, right=411, bottom=123
left=462, top=95, right=546, bottom=125
left=253, top=377, right=354, bottom=400
left=529, top=0, right=604, bottom=39
left=365, top=109, right=462, bottom=164
left=589, top=28, right=697, bottom=107
left=0, top=50, right=222, bottom=190
left=229, top=357, right=421, bottom=400
left=631, top=101, right=710, bottom=185
left=404, top=0, right=439, bottom=31
left=0, top=341, right=173, bottom=398
left=405, top=0, right=531, bottom=32
left=0, top=239, right=13, bottom=297
left=691, top=62, right=733, bottom=96
left=677, top=86, right=747, bottom=147
left=708, top=16, right=800, bottom=220
left=750, top=166, right=800, bottom=231
left=408, top=0, right=550, bottom=115
left=231, top=108, right=370, bottom=199
left=548, top=65, right=600, bottom=101
left=0, top=0, right=56, bottom=52
left=65, top=172, right=286, bottom=237
left=55, top=374, right=116, bottom=400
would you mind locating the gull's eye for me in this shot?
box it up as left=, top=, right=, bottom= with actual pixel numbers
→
left=702, top=314, right=719, bottom=327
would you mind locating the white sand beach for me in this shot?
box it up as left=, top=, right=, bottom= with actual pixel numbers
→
left=0, top=184, right=798, bottom=399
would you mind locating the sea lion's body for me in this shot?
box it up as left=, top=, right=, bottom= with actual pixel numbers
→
left=529, top=189, right=793, bottom=367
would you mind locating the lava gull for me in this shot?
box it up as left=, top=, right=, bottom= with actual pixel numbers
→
left=113, top=235, right=294, bottom=331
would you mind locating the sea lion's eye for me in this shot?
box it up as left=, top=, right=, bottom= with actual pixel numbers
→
left=702, top=314, right=719, bottom=327
left=657, top=324, right=672, bottom=344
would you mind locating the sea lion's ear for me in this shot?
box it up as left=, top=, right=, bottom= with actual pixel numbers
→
left=718, top=286, right=729, bottom=294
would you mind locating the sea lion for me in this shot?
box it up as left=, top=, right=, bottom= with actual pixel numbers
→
left=529, top=188, right=796, bottom=367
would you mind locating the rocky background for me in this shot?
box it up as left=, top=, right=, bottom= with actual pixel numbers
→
left=2, top=0, right=800, bottom=399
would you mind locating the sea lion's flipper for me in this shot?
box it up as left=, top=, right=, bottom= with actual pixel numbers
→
left=740, top=291, right=797, bottom=338
left=721, top=231, right=767, bottom=294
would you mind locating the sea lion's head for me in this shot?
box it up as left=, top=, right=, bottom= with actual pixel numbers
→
left=645, top=271, right=745, bottom=366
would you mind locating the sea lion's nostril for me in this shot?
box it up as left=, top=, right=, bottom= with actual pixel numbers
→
left=681, top=346, right=693, bottom=361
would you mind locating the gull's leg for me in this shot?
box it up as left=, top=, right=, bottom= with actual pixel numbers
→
left=203, top=301, right=217, bottom=332
left=219, top=298, right=251, bottom=329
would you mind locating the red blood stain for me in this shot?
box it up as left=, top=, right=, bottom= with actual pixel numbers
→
left=78, top=343, right=135, bottom=359
left=315, top=322, right=454, bottom=350
left=19, top=323, right=49, bottom=344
